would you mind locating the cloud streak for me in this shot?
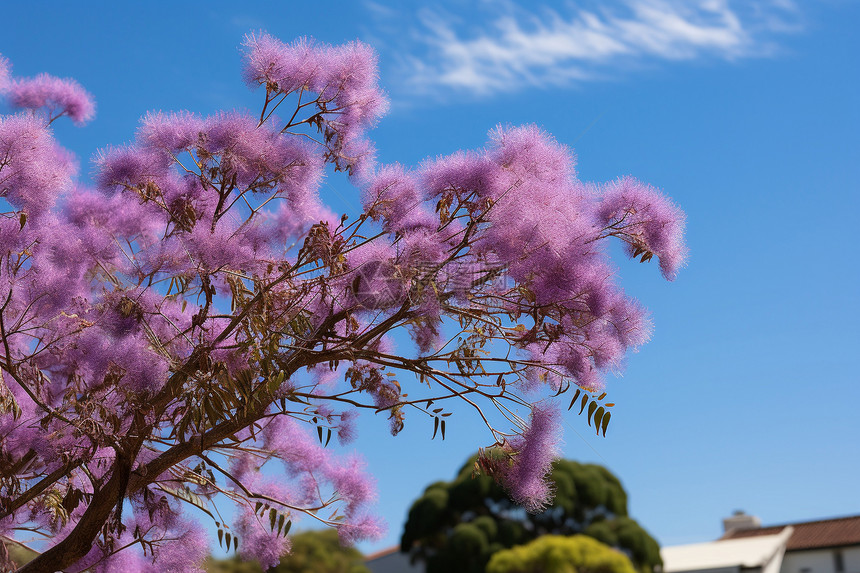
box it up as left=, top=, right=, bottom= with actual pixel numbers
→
left=384, top=0, right=800, bottom=96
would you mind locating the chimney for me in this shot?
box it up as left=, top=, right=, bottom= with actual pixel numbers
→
left=723, top=510, right=761, bottom=533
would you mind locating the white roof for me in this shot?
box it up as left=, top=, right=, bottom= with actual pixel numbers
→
left=661, top=527, right=793, bottom=573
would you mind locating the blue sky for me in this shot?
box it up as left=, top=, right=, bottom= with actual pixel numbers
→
left=2, top=0, right=859, bottom=556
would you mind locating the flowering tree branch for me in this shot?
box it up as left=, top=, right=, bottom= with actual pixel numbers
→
left=0, top=34, right=685, bottom=573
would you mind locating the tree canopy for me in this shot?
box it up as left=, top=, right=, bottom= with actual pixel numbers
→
left=401, top=456, right=661, bottom=573
left=486, top=534, right=637, bottom=573
left=0, top=31, right=683, bottom=573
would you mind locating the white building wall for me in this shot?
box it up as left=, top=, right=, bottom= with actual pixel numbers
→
left=782, top=550, right=834, bottom=573
left=843, top=548, right=860, bottom=572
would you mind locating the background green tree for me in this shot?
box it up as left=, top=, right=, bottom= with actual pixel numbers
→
left=486, top=535, right=637, bottom=573
left=401, top=456, right=661, bottom=573
left=205, top=529, right=370, bottom=573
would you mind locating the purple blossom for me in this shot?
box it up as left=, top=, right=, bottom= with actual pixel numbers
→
left=338, top=512, right=386, bottom=545
left=145, top=519, right=208, bottom=573
left=88, top=545, right=148, bottom=573
left=95, top=145, right=170, bottom=190
left=241, top=33, right=388, bottom=176
left=241, top=34, right=320, bottom=92
left=263, top=415, right=327, bottom=474
left=420, top=150, right=499, bottom=200
left=411, top=316, right=443, bottom=354
left=363, top=164, right=435, bottom=234
left=263, top=199, right=337, bottom=245
left=503, top=404, right=562, bottom=513
left=234, top=504, right=291, bottom=570
left=7, top=73, right=95, bottom=125
left=415, top=124, right=677, bottom=389
left=0, top=115, right=77, bottom=215
left=232, top=417, right=382, bottom=563
left=323, top=454, right=376, bottom=515
left=138, top=111, right=204, bottom=151
left=346, top=239, right=406, bottom=310
left=202, top=112, right=312, bottom=188
left=65, top=186, right=164, bottom=243
left=242, top=34, right=388, bottom=123
left=488, top=123, right=577, bottom=189
left=337, top=409, right=358, bottom=445
left=599, top=176, right=688, bottom=280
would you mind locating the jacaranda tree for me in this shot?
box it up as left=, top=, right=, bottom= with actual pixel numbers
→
left=0, top=33, right=685, bottom=573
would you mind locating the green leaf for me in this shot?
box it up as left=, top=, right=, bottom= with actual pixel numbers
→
left=267, top=374, right=281, bottom=395
left=225, top=532, right=232, bottom=552
left=269, top=508, right=277, bottom=531
left=601, top=411, right=611, bottom=437
left=578, top=394, right=589, bottom=415
left=218, top=528, right=224, bottom=547
left=587, top=401, right=597, bottom=426
left=568, top=388, right=582, bottom=411
left=593, top=407, right=605, bottom=436
left=278, top=513, right=286, bottom=536
left=203, top=398, right=220, bottom=427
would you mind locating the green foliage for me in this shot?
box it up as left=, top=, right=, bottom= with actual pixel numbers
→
left=486, top=535, right=637, bottom=573
left=401, top=456, right=661, bottom=573
left=567, top=389, right=614, bottom=437
left=584, top=517, right=662, bottom=570
left=205, top=529, right=370, bottom=573
left=206, top=555, right=265, bottom=573
left=4, top=542, right=37, bottom=569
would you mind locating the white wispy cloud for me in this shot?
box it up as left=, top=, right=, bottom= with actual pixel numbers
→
left=378, top=0, right=800, bottom=97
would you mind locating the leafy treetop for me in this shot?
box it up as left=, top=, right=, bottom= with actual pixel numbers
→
left=486, top=534, right=637, bottom=573
left=401, top=456, right=661, bottom=573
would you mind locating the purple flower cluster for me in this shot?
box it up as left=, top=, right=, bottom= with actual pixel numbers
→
left=362, top=164, right=436, bottom=234
left=7, top=72, right=95, bottom=125
left=356, top=124, right=687, bottom=391
left=598, top=175, right=688, bottom=280
left=219, top=416, right=385, bottom=565
left=0, top=115, right=76, bottom=216
left=242, top=33, right=388, bottom=178
left=501, top=404, right=562, bottom=513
